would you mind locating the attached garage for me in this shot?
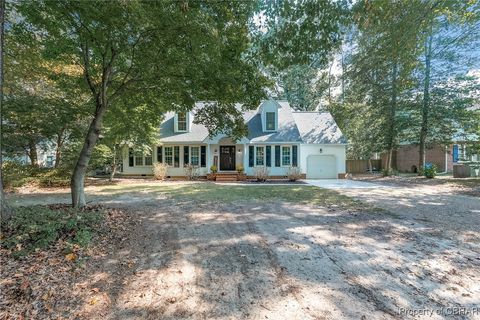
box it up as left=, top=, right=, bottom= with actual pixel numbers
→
left=306, top=155, right=337, bottom=179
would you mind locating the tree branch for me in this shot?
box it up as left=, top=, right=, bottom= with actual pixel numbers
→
left=80, top=40, right=97, bottom=98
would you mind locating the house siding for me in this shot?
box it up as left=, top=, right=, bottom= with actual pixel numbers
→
left=121, top=142, right=347, bottom=178
left=122, top=144, right=209, bottom=176
left=244, top=143, right=303, bottom=177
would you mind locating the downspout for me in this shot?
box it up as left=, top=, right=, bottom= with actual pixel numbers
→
left=445, top=145, right=448, bottom=173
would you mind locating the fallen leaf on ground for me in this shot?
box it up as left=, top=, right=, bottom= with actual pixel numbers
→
left=65, top=253, right=77, bottom=261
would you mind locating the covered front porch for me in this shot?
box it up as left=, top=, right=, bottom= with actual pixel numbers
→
left=205, top=136, right=249, bottom=173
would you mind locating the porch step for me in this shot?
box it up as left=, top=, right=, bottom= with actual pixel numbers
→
left=215, top=173, right=238, bottom=182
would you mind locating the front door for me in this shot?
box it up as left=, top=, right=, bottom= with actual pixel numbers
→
left=220, top=146, right=236, bottom=171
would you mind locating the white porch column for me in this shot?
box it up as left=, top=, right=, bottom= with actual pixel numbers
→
left=243, top=143, right=249, bottom=173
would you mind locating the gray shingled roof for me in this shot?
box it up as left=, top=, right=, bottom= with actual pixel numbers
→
left=159, top=111, right=209, bottom=142
left=158, top=101, right=346, bottom=144
left=292, top=112, right=347, bottom=144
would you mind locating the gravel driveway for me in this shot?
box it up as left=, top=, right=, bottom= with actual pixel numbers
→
left=307, top=179, right=480, bottom=233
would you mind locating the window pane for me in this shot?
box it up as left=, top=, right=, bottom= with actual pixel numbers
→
left=201, top=146, right=206, bottom=167
left=164, top=147, right=173, bottom=166
left=191, top=147, right=200, bottom=166
left=129, top=148, right=134, bottom=167
left=174, top=146, right=180, bottom=167
left=266, top=112, right=275, bottom=130
left=282, top=146, right=291, bottom=166
left=144, top=152, right=152, bottom=165
left=178, top=112, right=187, bottom=131
left=256, top=146, right=264, bottom=166
left=135, top=151, right=143, bottom=166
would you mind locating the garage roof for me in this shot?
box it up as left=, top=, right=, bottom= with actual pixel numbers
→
left=292, top=112, right=347, bottom=144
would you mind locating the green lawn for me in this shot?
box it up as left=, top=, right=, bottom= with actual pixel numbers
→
left=98, top=182, right=366, bottom=210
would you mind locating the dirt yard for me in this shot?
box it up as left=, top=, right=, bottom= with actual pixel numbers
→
left=2, top=180, right=480, bottom=319
left=353, top=174, right=480, bottom=198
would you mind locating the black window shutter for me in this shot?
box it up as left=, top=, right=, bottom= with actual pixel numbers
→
left=292, top=145, right=298, bottom=167
left=174, top=146, right=180, bottom=167
left=266, top=146, right=271, bottom=167
left=200, top=146, right=206, bottom=167
left=183, top=146, right=189, bottom=165
left=275, top=146, right=281, bottom=167
left=157, top=146, right=162, bottom=163
left=249, top=146, right=254, bottom=167
left=128, top=148, right=134, bottom=167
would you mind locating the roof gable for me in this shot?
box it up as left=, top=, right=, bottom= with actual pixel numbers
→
left=247, top=101, right=302, bottom=142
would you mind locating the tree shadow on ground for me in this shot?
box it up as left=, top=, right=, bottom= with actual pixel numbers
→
left=64, top=186, right=480, bottom=319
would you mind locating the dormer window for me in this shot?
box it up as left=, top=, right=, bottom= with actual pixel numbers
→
left=266, top=112, right=276, bottom=131
left=177, top=112, right=187, bottom=131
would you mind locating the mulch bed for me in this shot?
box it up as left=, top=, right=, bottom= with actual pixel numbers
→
left=0, top=205, right=137, bottom=320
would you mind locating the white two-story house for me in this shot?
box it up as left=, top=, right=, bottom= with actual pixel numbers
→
left=122, top=100, right=347, bottom=179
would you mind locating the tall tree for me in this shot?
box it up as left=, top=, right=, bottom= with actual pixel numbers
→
left=18, top=0, right=267, bottom=207
left=258, top=0, right=347, bottom=69
left=0, top=0, right=10, bottom=220
left=347, top=0, right=429, bottom=173
left=273, top=64, right=332, bottom=111
left=3, top=13, right=90, bottom=168
left=415, top=2, right=480, bottom=171
left=255, top=0, right=347, bottom=110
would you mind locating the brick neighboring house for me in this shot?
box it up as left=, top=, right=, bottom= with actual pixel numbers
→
left=384, top=142, right=479, bottom=173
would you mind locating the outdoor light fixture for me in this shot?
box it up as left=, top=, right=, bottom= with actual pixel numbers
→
left=319, top=148, right=323, bottom=153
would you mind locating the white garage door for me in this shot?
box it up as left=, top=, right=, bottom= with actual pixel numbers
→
left=307, top=155, right=337, bottom=179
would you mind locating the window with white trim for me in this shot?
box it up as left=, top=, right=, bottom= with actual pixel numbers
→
left=177, top=112, right=187, bottom=131
left=256, top=146, right=265, bottom=166
left=281, top=146, right=291, bottom=166
left=133, top=150, right=153, bottom=166
left=266, top=112, right=276, bottom=131
left=190, top=146, right=200, bottom=166
left=164, top=146, right=173, bottom=166
left=134, top=150, right=143, bottom=166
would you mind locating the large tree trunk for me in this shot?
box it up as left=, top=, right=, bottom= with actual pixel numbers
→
left=418, top=33, right=433, bottom=174
left=386, top=148, right=393, bottom=175
left=71, top=39, right=115, bottom=208
left=54, top=126, right=66, bottom=168
left=109, top=146, right=117, bottom=182
left=0, top=0, right=10, bottom=221
left=28, top=139, right=38, bottom=167
left=54, top=146, right=61, bottom=168
left=71, top=106, right=107, bottom=207
left=385, top=61, right=398, bottom=175
left=109, top=165, right=116, bottom=182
